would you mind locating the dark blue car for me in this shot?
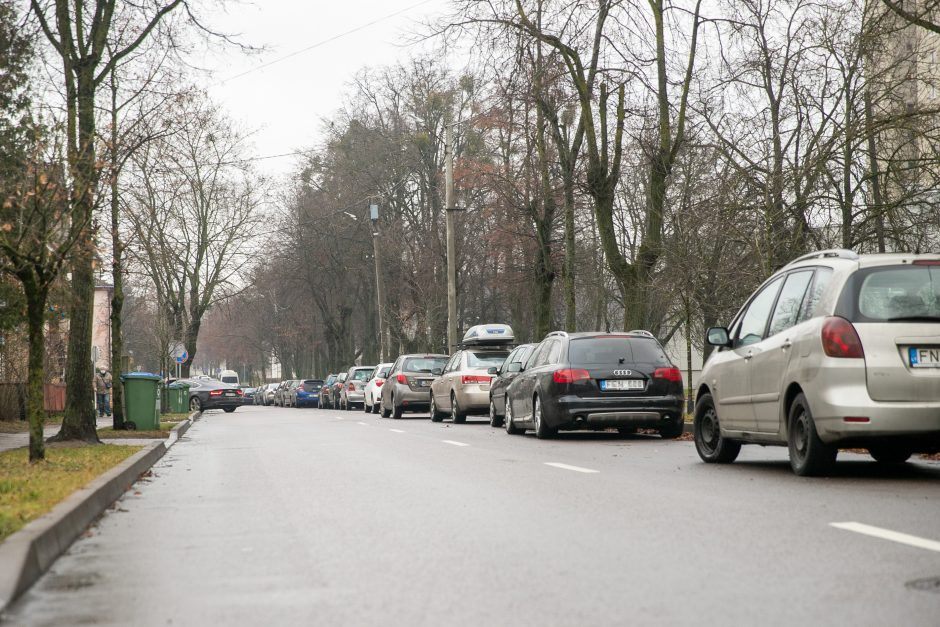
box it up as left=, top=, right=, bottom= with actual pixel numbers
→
left=292, top=379, right=323, bottom=408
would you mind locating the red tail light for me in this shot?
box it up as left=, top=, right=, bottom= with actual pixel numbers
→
left=235, top=389, right=243, bottom=396
left=821, top=317, right=864, bottom=358
left=913, top=259, right=940, bottom=266
left=461, top=375, right=492, bottom=385
left=375, top=379, right=385, bottom=387
left=348, top=382, right=355, bottom=391
left=396, top=374, right=408, bottom=384
left=553, top=369, right=590, bottom=384
left=209, top=389, right=223, bottom=396
left=653, top=367, right=682, bottom=382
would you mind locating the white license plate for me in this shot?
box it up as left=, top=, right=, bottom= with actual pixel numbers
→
left=225, top=391, right=235, bottom=396
left=909, top=347, right=940, bottom=368
left=600, top=379, right=645, bottom=391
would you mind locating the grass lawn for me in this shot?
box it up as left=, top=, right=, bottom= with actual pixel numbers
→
left=0, top=444, right=142, bottom=543
left=97, top=421, right=183, bottom=439
left=0, top=413, right=66, bottom=434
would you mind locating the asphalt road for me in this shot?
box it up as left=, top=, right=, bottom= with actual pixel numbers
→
left=5, top=404, right=939, bottom=626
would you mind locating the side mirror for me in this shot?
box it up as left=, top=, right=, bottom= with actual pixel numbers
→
left=432, top=367, right=443, bottom=376
left=487, top=366, right=499, bottom=375
left=706, top=327, right=732, bottom=348
left=507, top=362, right=523, bottom=373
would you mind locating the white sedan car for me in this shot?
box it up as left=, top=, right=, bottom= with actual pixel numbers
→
left=364, top=363, right=392, bottom=414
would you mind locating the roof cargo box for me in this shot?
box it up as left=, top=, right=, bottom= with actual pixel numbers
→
left=462, top=324, right=515, bottom=346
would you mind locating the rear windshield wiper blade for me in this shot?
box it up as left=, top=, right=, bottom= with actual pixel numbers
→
left=884, top=315, right=940, bottom=322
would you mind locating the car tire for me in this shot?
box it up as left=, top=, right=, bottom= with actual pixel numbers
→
left=372, top=402, right=380, bottom=415
left=788, top=393, right=836, bottom=476
left=504, top=398, right=523, bottom=435
left=189, top=396, right=202, bottom=412
left=868, top=445, right=913, bottom=463
left=381, top=398, right=391, bottom=418
left=429, top=395, right=445, bottom=422
left=364, top=399, right=371, bottom=413
left=450, top=393, right=466, bottom=424
left=392, top=396, right=403, bottom=420
left=659, top=416, right=684, bottom=439
left=488, top=398, right=503, bottom=428
left=223, top=407, right=236, bottom=413
left=533, top=394, right=555, bottom=439
left=693, top=393, right=740, bottom=464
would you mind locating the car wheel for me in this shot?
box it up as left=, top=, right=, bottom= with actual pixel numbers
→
left=189, top=396, right=202, bottom=412
left=788, top=392, right=836, bottom=476
left=693, top=393, right=740, bottom=464
left=450, top=393, right=466, bottom=424
left=364, top=398, right=371, bottom=413
left=533, top=394, right=555, bottom=439
left=488, top=398, right=503, bottom=427
left=429, top=395, right=445, bottom=422
left=381, top=398, right=391, bottom=418
left=868, top=445, right=913, bottom=463
left=372, top=401, right=380, bottom=415
left=659, top=415, right=684, bottom=439
left=223, top=407, right=236, bottom=413
left=392, top=396, right=403, bottom=420
left=504, top=398, right=523, bottom=435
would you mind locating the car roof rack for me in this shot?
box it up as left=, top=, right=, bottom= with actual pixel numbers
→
left=545, top=331, right=568, bottom=339
left=628, top=329, right=655, bottom=338
left=787, top=249, right=859, bottom=266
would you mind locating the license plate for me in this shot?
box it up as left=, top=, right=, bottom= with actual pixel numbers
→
left=600, top=379, right=645, bottom=391
left=225, top=391, right=235, bottom=396
left=909, top=347, right=940, bottom=368
left=419, top=380, right=430, bottom=387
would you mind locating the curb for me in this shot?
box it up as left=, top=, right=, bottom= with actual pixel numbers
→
left=0, top=410, right=200, bottom=614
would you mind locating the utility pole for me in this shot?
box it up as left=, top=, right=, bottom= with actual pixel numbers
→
left=445, top=122, right=458, bottom=353
left=370, top=204, right=386, bottom=362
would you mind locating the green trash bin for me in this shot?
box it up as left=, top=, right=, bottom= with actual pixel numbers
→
left=120, top=372, right=162, bottom=431
left=167, top=382, right=190, bottom=413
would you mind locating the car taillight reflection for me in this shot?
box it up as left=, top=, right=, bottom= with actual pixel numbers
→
left=821, top=317, right=864, bottom=358
left=461, top=375, right=492, bottom=385
left=653, top=367, right=682, bottom=382
left=553, top=369, right=590, bottom=384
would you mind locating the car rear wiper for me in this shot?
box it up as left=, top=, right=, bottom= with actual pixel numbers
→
left=884, top=315, right=940, bottom=322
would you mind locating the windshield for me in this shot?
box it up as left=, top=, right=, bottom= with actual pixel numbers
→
left=376, top=367, right=391, bottom=379
left=852, top=265, right=940, bottom=321
left=568, top=336, right=670, bottom=366
left=303, top=380, right=323, bottom=391
left=466, top=351, right=509, bottom=368
left=403, top=357, right=448, bottom=373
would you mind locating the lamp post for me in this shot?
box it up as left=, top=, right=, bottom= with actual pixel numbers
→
left=370, top=204, right=386, bottom=362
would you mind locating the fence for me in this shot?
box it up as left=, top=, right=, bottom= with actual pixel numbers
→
left=0, top=383, right=68, bottom=421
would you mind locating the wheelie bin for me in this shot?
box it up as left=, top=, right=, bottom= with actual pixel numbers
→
left=120, top=372, right=162, bottom=430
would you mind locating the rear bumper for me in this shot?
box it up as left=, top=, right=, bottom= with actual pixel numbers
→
left=201, top=397, right=241, bottom=410
left=345, top=391, right=365, bottom=403
left=391, top=383, right=433, bottom=407
left=811, top=387, right=940, bottom=450
left=548, top=394, right=684, bottom=430
left=296, top=393, right=319, bottom=406
left=454, top=387, right=490, bottom=412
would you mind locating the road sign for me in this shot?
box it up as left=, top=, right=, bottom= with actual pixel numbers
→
left=170, top=342, right=187, bottom=364
left=175, top=351, right=188, bottom=364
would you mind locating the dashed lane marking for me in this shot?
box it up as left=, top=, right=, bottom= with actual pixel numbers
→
left=389, top=429, right=406, bottom=433
left=544, top=462, right=599, bottom=474
left=357, top=421, right=368, bottom=426
left=831, top=522, right=940, bottom=553
left=442, top=440, right=469, bottom=447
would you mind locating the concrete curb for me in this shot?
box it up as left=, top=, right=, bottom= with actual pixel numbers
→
left=0, top=410, right=200, bottom=614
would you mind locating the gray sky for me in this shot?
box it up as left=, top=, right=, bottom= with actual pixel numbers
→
left=201, top=0, right=450, bottom=178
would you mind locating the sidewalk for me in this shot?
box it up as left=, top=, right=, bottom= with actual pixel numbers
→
left=0, top=418, right=113, bottom=453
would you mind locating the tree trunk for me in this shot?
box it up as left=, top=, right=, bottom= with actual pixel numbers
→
left=110, top=75, right=125, bottom=429
left=562, top=181, right=577, bottom=332
left=24, top=279, right=48, bottom=462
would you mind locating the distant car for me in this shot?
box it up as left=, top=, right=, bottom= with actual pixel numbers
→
left=696, top=249, right=940, bottom=476
left=363, top=363, right=392, bottom=414
left=181, top=378, right=242, bottom=413
left=282, top=380, right=306, bottom=407
left=430, top=347, right=510, bottom=423
left=502, top=331, right=684, bottom=439
left=220, top=369, right=239, bottom=386
left=319, top=374, right=338, bottom=408
left=340, top=366, right=375, bottom=410
left=240, top=386, right=256, bottom=405
left=328, top=372, right=348, bottom=409
left=259, top=382, right=278, bottom=405
left=487, top=343, right=537, bottom=427
left=291, top=379, right=323, bottom=408
left=274, top=380, right=298, bottom=407
left=379, top=354, right=449, bottom=419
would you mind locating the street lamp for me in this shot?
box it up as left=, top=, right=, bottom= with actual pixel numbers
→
left=370, top=204, right=386, bottom=362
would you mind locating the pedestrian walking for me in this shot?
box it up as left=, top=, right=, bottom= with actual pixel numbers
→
left=94, top=367, right=112, bottom=418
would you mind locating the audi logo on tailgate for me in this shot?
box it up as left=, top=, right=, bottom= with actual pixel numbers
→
left=612, top=370, right=632, bottom=377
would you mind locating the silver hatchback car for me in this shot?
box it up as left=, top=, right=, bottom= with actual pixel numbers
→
left=380, top=354, right=449, bottom=419
left=695, top=249, right=940, bottom=476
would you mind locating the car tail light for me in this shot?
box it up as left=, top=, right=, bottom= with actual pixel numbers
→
left=821, top=317, right=864, bottom=358
left=235, top=389, right=243, bottom=396
left=913, top=260, right=940, bottom=266
left=553, top=369, right=591, bottom=384
left=375, top=379, right=385, bottom=387
left=396, top=374, right=408, bottom=384
left=653, top=367, right=682, bottom=382
left=209, top=389, right=223, bottom=396
left=461, top=375, right=492, bottom=385
left=348, top=382, right=355, bottom=391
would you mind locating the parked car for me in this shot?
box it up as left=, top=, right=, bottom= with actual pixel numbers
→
left=430, top=351, right=512, bottom=423
left=181, top=378, right=243, bottom=413
left=363, top=363, right=392, bottom=413
left=487, top=343, right=537, bottom=427
left=240, top=386, right=256, bottom=405
left=274, top=380, right=298, bottom=407
left=281, top=380, right=306, bottom=407
left=319, top=374, right=338, bottom=408
left=379, top=354, right=449, bottom=419
left=259, top=382, right=278, bottom=405
left=340, top=366, right=375, bottom=410
left=220, top=369, right=239, bottom=386
left=502, top=331, right=684, bottom=439
left=695, top=249, right=940, bottom=476
left=291, top=379, right=323, bottom=408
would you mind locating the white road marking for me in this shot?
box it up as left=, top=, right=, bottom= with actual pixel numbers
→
left=389, top=429, right=406, bottom=433
left=336, top=417, right=344, bottom=420
left=831, top=522, right=940, bottom=553
left=544, top=462, right=599, bottom=474
left=442, top=440, right=469, bottom=447
left=357, top=421, right=368, bottom=426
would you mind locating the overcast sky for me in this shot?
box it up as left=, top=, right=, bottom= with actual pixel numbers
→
left=200, top=0, right=451, bottom=179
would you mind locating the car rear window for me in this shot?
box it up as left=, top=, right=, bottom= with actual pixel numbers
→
left=350, top=369, right=373, bottom=382
left=466, top=351, right=509, bottom=368
left=303, top=380, right=323, bottom=391
left=568, top=336, right=671, bottom=366
left=844, top=265, right=940, bottom=322
left=403, top=357, right=448, bottom=373
left=376, top=367, right=391, bottom=378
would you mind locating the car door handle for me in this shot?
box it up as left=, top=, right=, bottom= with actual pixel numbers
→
left=781, top=339, right=792, bottom=350
left=744, top=350, right=754, bottom=360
